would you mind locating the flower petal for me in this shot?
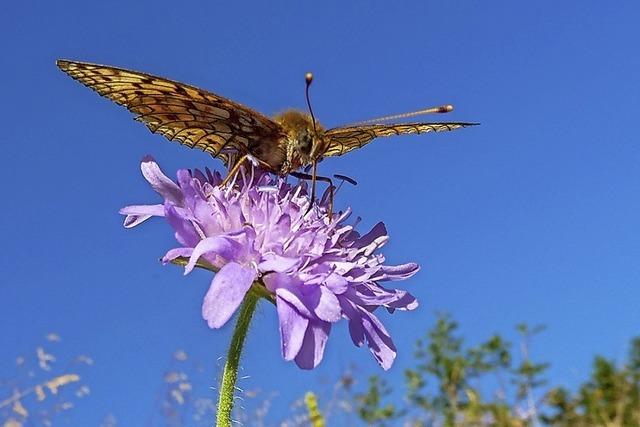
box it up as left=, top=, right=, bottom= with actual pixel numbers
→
left=177, top=169, right=202, bottom=212
left=275, top=287, right=314, bottom=318
left=161, top=247, right=194, bottom=265
left=141, top=156, right=184, bottom=204
left=324, top=273, right=349, bottom=294
left=120, top=204, right=165, bottom=228
left=385, top=291, right=418, bottom=311
left=165, top=204, right=200, bottom=248
left=360, top=309, right=397, bottom=370
left=294, top=320, right=331, bottom=370
left=202, top=262, right=256, bottom=329
left=353, top=283, right=419, bottom=310
left=374, top=263, right=420, bottom=281
left=276, top=296, right=309, bottom=360
left=311, top=286, right=342, bottom=322
left=340, top=299, right=365, bottom=347
left=175, top=170, right=221, bottom=236
left=185, top=236, right=244, bottom=274
left=263, top=273, right=314, bottom=318
left=356, top=222, right=388, bottom=255
left=258, top=254, right=300, bottom=273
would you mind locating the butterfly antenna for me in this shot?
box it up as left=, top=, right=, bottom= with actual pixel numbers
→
left=348, top=104, right=454, bottom=126
left=305, top=72, right=318, bottom=134
left=305, top=72, right=320, bottom=208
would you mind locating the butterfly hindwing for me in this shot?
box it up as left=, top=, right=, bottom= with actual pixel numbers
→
left=56, top=60, right=284, bottom=158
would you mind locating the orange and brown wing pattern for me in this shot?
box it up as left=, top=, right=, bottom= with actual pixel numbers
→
left=56, top=60, right=284, bottom=159
left=322, top=122, right=477, bottom=157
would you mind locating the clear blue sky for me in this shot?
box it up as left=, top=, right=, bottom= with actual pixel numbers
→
left=1, top=1, right=639, bottom=425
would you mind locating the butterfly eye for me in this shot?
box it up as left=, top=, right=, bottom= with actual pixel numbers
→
left=297, top=130, right=313, bottom=155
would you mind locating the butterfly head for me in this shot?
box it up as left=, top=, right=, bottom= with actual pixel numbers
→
left=274, top=110, right=326, bottom=169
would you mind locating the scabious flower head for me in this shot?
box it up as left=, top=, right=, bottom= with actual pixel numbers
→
left=121, top=156, right=420, bottom=370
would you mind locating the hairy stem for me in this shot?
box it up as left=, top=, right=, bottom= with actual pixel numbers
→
left=216, top=290, right=260, bottom=427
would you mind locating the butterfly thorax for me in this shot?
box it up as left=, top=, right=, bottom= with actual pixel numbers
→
left=270, top=110, right=326, bottom=174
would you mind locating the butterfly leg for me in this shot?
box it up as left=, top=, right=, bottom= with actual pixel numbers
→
left=219, top=154, right=271, bottom=188
left=290, top=171, right=337, bottom=218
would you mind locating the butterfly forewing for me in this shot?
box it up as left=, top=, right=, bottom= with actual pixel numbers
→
left=56, top=60, right=284, bottom=159
left=322, top=122, right=475, bottom=157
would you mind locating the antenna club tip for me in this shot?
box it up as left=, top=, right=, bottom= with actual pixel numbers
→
left=305, top=72, right=314, bottom=84
left=440, top=104, right=454, bottom=113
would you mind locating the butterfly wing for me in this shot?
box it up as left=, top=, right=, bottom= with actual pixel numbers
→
left=322, top=122, right=477, bottom=157
left=56, top=60, right=284, bottom=161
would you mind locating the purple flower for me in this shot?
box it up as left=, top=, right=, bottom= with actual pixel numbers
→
left=121, top=156, right=420, bottom=370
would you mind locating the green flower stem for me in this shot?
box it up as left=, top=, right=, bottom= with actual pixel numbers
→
left=216, top=289, right=260, bottom=427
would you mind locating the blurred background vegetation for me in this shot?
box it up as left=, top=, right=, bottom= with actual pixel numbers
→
left=352, top=316, right=639, bottom=426
left=3, top=318, right=638, bottom=426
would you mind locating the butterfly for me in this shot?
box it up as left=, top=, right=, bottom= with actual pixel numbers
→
left=57, top=60, right=476, bottom=187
